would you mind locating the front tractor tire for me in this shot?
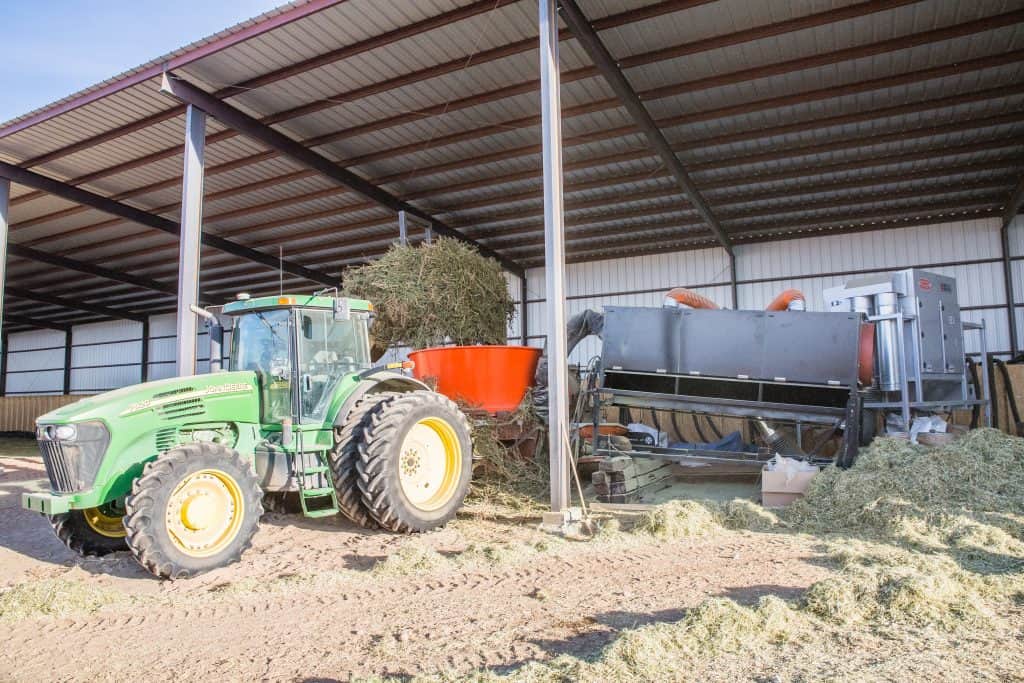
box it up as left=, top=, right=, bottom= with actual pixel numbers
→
left=123, top=443, right=263, bottom=580
left=356, top=391, right=473, bottom=533
left=49, top=503, right=128, bottom=557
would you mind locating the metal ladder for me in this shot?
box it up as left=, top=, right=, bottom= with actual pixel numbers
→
left=291, top=429, right=339, bottom=518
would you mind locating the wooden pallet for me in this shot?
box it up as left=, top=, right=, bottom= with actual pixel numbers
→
left=591, top=454, right=674, bottom=503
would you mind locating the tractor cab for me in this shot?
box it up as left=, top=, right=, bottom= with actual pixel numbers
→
left=222, top=294, right=373, bottom=427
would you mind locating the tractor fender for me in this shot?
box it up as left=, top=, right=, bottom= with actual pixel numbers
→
left=333, top=370, right=431, bottom=429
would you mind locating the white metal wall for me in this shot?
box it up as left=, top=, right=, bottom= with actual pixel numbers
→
left=518, top=216, right=1022, bottom=366
left=4, top=216, right=1022, bottom=395
left=5, top=328, right=66, bottom=395
left=4, top=314, right=229, bottom=395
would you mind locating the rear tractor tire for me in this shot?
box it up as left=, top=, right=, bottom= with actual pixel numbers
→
left=49, top=502, right=128, bottom=556
left=328, top=393, right=402, bottom=529
left=123, top=442, right=263, bottom=579
left=356, top=391, right=473, bottom=533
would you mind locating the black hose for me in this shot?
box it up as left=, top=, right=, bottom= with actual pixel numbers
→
left=691, top=413, right=709, bottom=443
left=671, top=411, right=687, bottom=444
left=704, top=414, right=723, bottom=440
left=649, top=408, right=662, bottom=434
left=967, top=356, right=981, bottom=430
left=995, top=358, right=1023, bottom=436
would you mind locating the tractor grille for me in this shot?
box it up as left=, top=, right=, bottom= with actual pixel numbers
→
left=38, top=439, right=81, bottom=493
left=36, top=421, right=110, bottom=494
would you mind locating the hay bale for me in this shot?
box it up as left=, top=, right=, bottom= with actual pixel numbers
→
left=341, top=238, right=515, bottom=350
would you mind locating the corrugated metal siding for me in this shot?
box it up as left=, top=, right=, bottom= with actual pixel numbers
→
left=70, top=320, right=144, bottom=394
left=5, top=329, right=66, bottom=395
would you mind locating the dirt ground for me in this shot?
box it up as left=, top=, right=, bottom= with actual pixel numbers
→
left=1, top=442, right=1021, bottom=682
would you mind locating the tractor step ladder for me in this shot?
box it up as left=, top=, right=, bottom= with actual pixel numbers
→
left=292, top=448, right=339, bottom=518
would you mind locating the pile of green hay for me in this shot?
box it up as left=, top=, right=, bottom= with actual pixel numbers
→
left=802, top=542, right=991, bottom=628
left=788, top=429, right=1024, bottom=549
left=341, top=238, right=515, bottom=351
left=408, top=595, right=803, bottom=683
left=632, top=500, right=724, bottom=539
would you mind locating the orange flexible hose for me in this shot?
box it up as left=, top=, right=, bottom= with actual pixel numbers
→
left=665, top=287, right=719, bottom=310
left=765, top=289, right=806, bottom=311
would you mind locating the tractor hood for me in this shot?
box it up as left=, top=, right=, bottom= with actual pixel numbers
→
left=38, top=371, right=261, bottom=425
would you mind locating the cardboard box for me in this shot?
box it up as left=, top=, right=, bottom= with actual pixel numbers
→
left=761, top=466, right=819, bottom=508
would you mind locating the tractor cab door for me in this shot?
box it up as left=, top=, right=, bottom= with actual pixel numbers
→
left=295, top=309, right=372, bottom=423
left=229, top=308, right=294, bottom=424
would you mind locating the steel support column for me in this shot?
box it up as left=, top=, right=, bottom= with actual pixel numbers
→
left=62, top=328, right=72, bottom=395
left=0, top=179, right=8, bottom=362
left=176, top=105, right=206, bottom=377
left=140, top=318, right=150, bottom=382
left=520, top=275, right=529, bottom=346
left=729, top=251, right=739, bottom=309
left=1001, top=226, right=1018, bottom=358
left=0, top=331, right=7, bottom=397
left=540, top=0, right=570, bottom=514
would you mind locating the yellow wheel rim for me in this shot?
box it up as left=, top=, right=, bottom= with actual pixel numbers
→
left=398, top=417, right=462, bottom=511
left=165, top=469, right=244, bottom=558
left=83, top=505, right=126, bottom=538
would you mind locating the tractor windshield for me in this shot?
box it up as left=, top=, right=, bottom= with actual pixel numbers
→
left=229, top=309, right=293, bottom=423
left=296, top=310, right=371, bottom=422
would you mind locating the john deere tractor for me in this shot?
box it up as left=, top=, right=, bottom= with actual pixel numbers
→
left=22, top=293, right=473, bottom=579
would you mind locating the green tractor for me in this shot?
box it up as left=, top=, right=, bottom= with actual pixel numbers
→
left=22, top=293, right=473, bottom=579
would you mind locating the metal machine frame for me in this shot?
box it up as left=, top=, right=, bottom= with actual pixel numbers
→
left=584, top=269, right=991, bottom=487
left=588, top=306, right=866, bottom=471
left=863, top=311, right=990, bottom=429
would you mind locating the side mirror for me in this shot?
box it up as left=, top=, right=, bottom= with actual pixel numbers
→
left=302, top=374, right=313, bottom=392
left=189, top=303, right=214, bottom=321
left=302, top=315, right=313, bottom=339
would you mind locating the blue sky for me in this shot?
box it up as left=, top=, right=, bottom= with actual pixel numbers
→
left=0, top=0, right=284, bottom=123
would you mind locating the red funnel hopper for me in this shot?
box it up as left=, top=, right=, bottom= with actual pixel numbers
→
left=408, top=345, right=541, bottom=413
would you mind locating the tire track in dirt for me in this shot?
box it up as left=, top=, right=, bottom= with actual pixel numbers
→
left=0, top=533, right=827, bottom=681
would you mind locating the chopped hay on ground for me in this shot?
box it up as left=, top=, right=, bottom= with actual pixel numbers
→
left=632, top=500, right=723, bottom=539
left=0, top=578, right=127, bottom=621
left=371, top=544, right=447, bottom=577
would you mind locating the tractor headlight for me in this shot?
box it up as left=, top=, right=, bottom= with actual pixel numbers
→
left=54, top=424, right=77, bottom=441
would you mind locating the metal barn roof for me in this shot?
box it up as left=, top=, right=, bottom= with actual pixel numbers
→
left=0, top=0, right=1022, bottom=330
